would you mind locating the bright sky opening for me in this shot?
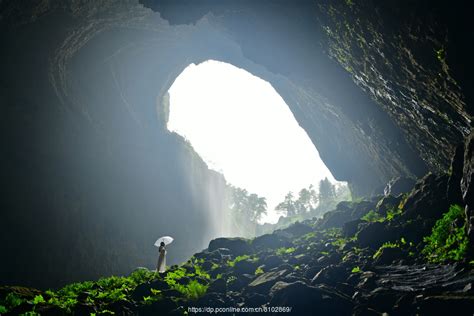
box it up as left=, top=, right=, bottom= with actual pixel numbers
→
left=167, top=60, right=339, bottom=224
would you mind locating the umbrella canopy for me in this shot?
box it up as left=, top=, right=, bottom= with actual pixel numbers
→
left=154, top=236, right=174, bottom=247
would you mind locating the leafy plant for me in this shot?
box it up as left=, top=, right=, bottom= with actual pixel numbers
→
left=4, top=292, right=23, bottom=309
left=255, top=267, right=264, bottom=275
left=373, top=241, right=399, bottom=259
left=351, top=266, right=361, bottom=273
left=361, top=210, right=384, bottom=223
left=227, top=255, right=253, bottom=267
left=174, top=280, right=208, bottom=300
left=386, top=208, right=403, bottom=221
left=226, top=276, right=237, bottom=285
left=422, top=204, right=468, bottom=263
left=194, top=264, right=210, bottom=280
left=276, top=247, right=296, bottom=256
left=0, top=305, right=7, bottom=314
left=32, top=294, right=45, bottom=305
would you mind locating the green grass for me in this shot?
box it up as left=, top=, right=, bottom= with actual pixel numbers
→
left=422, top=204, right=468, bottom=263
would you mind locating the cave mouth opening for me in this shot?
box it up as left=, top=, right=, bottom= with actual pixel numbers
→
left=167, top=60, right=345, bottom=224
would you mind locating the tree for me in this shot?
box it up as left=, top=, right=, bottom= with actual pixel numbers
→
left=228, top=185, right=267, bottom=223
left=295, top=184, right=319, bottom=213
left=318, top=177, right=336, bottom=204
left=276, top=192, right=297, bottom=217
left=247, top=193, right=267, bottom=222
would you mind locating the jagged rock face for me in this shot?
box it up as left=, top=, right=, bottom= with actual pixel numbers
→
left=0, top=0, right=471, bottom=287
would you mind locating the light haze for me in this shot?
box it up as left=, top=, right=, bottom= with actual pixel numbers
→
left=167, top=60, right=339, bottom=223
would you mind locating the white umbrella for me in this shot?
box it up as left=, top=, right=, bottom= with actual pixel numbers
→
left=154, top=236, right=174, bottom=247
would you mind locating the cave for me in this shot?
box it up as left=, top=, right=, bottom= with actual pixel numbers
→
left=1, top=0, right=473, bottom=314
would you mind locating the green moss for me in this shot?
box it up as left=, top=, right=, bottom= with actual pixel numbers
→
left=422, top=204, right=468, bottom=263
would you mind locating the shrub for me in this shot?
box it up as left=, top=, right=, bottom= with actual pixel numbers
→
left=422, top=204, right=468, bottom=263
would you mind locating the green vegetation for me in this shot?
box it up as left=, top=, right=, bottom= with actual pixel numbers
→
left=227, top=255, right=255, bottom=267
left=373, top=241, right=399, bottom=259
left=422, top=204, right=468, bottom=263
left=228, top=186, right=267, bottom=223
left=173, top=280, right=208, bottom=300
left=255, top=267, right=264, bottom=275
left=351, top=266, right=361, bottom=273
left=0, top=264, right=213, bottom=314
left=361, top=210, right=384, bottom=223
left=276, top=247, right=296, bottom=256
left=436, top=47, right=446, bottom=62
left=386, top=208, right=403, bottom=221
left=226, top=276, right=237, bottom=285
left=275, top=180, right=350, bottom=221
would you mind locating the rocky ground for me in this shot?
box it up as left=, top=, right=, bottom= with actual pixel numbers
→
left=2, top=165, right=474, bottom=315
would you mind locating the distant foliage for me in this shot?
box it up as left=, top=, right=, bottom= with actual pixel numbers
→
left=422, top=204, right=468, bottom=263
left=228, top=185, right=267, bottom=236
left=274, top=180, right=350, bottom=223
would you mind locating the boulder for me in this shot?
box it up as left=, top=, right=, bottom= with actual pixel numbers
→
left=196, top=292, right=229, bottom=307
left=261, top=255, right=284, bottom=270
left=357, top=222, right=390, bottom=249
left=418, top=295, right=474, bottom=315
left=269, top=281, right=352, bottom=315
left=320, top=210, right=352, bottom=229
left=376, top=195, right=402, bottom=216
left=208, top=238, right=252, bottom=256
left=384, top=177, right=416, bottom=197
left=374, top=247, right=404, bottom=265
left=447, top=144, right=465, bottom=205
left=245, top=293, right=267, bottom=306
left=402, top=173, right=450, bottom=221
left=350, top=201, right=376, bottom=219
left=131, top=280, right=170, bottom=301
left=311, top=265, right=348, bottom=285
left=462, top=131, right=474, bottom=258
left=252, top=234, right=292, bottom=250
left=343, top=219, right=363, bottom=237
left=247, top=269, right=288, bottom=294
left=279, top=222, right=313, bottom=238
left=234, top=259, right=258, bottom=275
left=138, top=297, right=178, bottom=315
left=208, top=278, right=227, bottom=293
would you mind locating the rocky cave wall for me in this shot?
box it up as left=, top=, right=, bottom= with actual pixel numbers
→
left=0, top=0, right=471, bottom=288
